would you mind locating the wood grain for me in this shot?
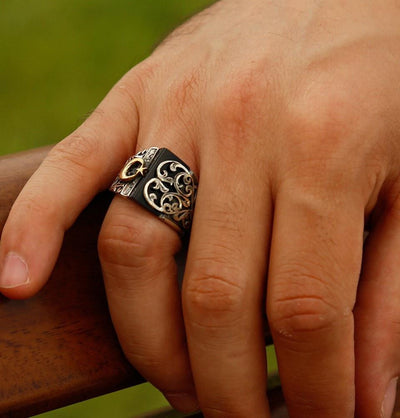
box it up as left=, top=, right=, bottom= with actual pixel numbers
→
left=0, top=148, right=143, bottom=417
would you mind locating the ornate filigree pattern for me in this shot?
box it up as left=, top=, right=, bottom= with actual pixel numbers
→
left=144, top=160, right=197, bottom=230
left=110, top=147, right=197, bottom=234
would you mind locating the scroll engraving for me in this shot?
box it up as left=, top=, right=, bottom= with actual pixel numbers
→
left=144, top=160, right=197, bottom=230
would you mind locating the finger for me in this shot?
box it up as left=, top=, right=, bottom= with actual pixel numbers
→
left=182, top=152, right=272, bottom=416
left=95, top=62, right=205, bottom=413
left=354, top=201, right=400, bottom=418
left=267, top=185, right=364, bottom=418
left=98, top=106, right=201, bottom=414
left=0, top=64, right=149, bottom=298
left=99, top=196, right=198, bottom=413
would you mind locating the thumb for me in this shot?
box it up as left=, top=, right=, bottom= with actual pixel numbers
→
left=0, top=66, right=146, bottom=299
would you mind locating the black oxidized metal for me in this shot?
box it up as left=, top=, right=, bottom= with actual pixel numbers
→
left=110, top=147, right=197, bottom=234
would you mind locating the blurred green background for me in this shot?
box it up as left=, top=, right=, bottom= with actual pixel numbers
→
left=0, top=0, right=213, bottom=155
left=1, top=1, right=279, bottom=416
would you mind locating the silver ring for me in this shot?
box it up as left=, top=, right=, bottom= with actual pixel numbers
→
left=110, top=147, right=198, bottom=235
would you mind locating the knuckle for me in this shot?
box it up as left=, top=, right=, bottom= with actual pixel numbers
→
left=269, top=294, right=341, bottom=338
left=112, top=82, right=139, bottom=119
left=184, top=270, right=245, bottom=323
left=122, top=347, right=185, bottom=391
left=285, top=81, right=364, bottom=167
left=213, top=67, right=265, bottom=123
left=117, top=340, right=190, bottom=395
left=282, top=76, right=387, bottom=196
left=209, top=63, right=276, bottom=160
left=155, top=68, right=203, bottom=142
left=167, top=68, right=203, bottom=113
left=123, top=345, right=168, bottom=374
left=211, top=66, right=271, bottom=149
left=14, top=192, right=59, bottom=226
left=46, top=132, right=99, bottom=174
left=98, top=214, right=172, bottom=271
left=124, top=58, right=159, bottom=95
left=289, top=75, right=358, bottom=138
left=268, top=265, right=348, bottom=339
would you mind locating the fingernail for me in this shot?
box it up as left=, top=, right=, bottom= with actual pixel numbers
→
left=165, top=392, right=200, bottom=413
left=0, top=253, right=30, bottom=288
left=382, top=377, right=398, bottom=418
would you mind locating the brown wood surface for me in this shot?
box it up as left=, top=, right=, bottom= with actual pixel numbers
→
left=0, top=147, right=398, bottom=418
left=0, top=148, right=143, bottom=417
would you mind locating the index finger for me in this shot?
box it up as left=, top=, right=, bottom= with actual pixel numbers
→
left=0, top=64, right=147, bottom=298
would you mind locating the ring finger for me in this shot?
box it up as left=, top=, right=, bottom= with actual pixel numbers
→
left=98, top=133, right=200, bottom=412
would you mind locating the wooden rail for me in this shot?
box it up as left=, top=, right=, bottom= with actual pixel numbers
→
left=0, top=147, right=144, bottom=417
left=0, top=147, right=398, bottom=417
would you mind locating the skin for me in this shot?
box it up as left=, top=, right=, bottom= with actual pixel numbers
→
left=1, top=0, right=400, bottom=416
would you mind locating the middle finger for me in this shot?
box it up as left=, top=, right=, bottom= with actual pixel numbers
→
left=183, top=145, right=273, bottom=416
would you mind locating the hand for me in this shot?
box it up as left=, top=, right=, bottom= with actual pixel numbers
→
left=2, top=0, right=400, bottom=416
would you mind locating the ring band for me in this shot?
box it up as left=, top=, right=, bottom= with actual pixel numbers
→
left=110, top=147, right=198, bottom=234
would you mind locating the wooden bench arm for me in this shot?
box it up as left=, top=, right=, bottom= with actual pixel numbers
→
left=0, top=147, right=143, bottom=417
